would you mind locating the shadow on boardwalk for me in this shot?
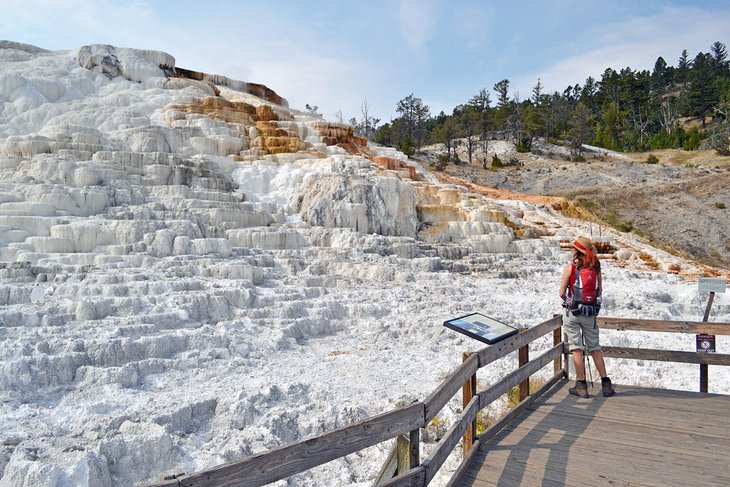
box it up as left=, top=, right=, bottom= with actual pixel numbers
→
left=460, top=381, right=730, bottom=486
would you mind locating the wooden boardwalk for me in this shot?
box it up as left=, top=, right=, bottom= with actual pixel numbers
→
left=459, top=381, right=730, bottom=487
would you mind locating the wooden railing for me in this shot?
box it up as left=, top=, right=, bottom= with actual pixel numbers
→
left=147, top=315, right=730, bottom=487
left=598, top=317, right=730, bottom=392
left=147, top=315, right=565, bottom=487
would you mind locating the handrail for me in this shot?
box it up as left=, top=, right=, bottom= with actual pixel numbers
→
left=477, top=343, right=564, bottom=408
left=146, top=314, right=730, bottom=487
left=598, top=317, right=730, bottom=334
left=423, top=353, right=478, bottom=423
left=422, top=343, right=563, bottom=485
left=421, top=395, right=480, bottom=485
left=601, top=346, right=730, bottom=365
left=173, top=402, right=425, bottom=487
left=476, top=315, right=562, bottom=367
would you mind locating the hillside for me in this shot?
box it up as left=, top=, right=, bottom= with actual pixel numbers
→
left=418, top=141, right=730, bottom=269
left=0, top=41, right=729, bottom=487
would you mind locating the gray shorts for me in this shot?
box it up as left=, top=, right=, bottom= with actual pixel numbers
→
left=563, top=308, right=601, bottom=352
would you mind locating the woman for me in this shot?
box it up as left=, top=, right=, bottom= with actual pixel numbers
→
left=559, top=236, right=615, bottom=398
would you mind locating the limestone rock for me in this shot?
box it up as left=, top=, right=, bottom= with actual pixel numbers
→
left=174, top=67, right=289, bottom=107
left=76, top=45, right=174, bottom=83
left=293, top=173, right=418, bottom=237
left=228, top=227, right=308, bottom=250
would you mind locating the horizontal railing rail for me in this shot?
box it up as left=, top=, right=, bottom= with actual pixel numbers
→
left=598, top=317, right=730, bottom=334
left=601, top=346, right=730, bottom=365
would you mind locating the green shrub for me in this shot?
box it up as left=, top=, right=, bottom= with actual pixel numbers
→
left=507, top=379, right=548, bottom=407
left=615, top=221, right=634, bottom=232
left=426, top=415, right=449, bottom=441
left=646, top=154, right=659, bottom=164
left=400, top=136, right=413, bottom=156
left=434, top=153, right=448, bottom=171
left=683, top=127, right=702, bottom=151
left=571, top=155, right=586, bottom=162
left=716, top=202, right=727, bottom=209
left=491, top=154, right=503, bottom=168
left=475, top=410, right=493, bottom=434
left=576, top=197, right=601, bottom=212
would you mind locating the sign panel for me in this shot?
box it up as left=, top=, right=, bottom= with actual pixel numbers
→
left=698, top=278, right=726, bottom=294
left=696, top=334, right=716, bottom=353
left=443, top=313, right=519, bottom=345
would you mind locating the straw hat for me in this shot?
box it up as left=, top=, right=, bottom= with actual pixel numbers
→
left=573, top=236, right=594, bottom=254
left=573, top=236, right=598, bottom=265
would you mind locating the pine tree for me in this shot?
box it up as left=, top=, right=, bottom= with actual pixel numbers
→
left=687, top=52, right=716, bottom=123
left=711, top=41, right=729, bottom=75
left=651, top=56, right=673, bottom=94
left=570, top=102, right=594, bottom=154
left=395, top=94, right=431, bottom=150
left=469, top=88, right=492, bottom=168
left=492, top=79, right=511, bottom=129
left=677, top=49, right=691, bottom=84
left=599, top=102, right=623, bottom=150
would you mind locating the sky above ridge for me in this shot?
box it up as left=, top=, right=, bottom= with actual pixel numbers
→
left=3, top=0, right=730, bottom=123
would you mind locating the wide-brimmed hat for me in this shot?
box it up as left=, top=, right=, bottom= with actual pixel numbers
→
left=573, top=236, right=597, bottom=265
left=573, top=236, right=593, bottom=254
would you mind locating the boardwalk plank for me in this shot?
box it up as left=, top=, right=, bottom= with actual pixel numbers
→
left=511, top=407, right=729, bottom=455
left=495, top=409, right=728, bottom=461
left=474, top=427, right=730, bottom=485
left=518, top=400, right=729, bottom=440
left=455, top=381, right=730, bottom=487
left=463, top=458, right=662, bottom=487
left=468, top=437, right=727, bottom=486
left=465, top=449, right=714, bottom=487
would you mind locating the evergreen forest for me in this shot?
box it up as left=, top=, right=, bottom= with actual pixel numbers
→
left=351, top=41, right=730, bottom=165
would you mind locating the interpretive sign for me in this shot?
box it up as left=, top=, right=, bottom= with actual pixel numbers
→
left=698, top=278, right=726, bottom=294
left=443, top=313, right=519, bottom=345
left=696, top=334, right=716, bottom=353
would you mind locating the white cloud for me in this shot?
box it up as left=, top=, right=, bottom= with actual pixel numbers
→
left=450, top=4, right=494, bottom=52
left=241, top=53, right=371, bottom=120
left=397, top=0, right=438, bottom=49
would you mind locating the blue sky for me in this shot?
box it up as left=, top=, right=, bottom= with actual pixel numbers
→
left=3, top=0, right=730, bottom=123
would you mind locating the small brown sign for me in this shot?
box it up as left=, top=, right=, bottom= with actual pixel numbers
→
left=696, top=334, right=716, bottom=353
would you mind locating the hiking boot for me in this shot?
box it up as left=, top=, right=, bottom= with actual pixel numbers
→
left=601, top=378, right=615, bottom=397
left=569, top=381, right=589, bottom=398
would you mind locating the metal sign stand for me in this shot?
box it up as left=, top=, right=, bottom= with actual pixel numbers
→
left=697, top=277, right=726, bottom=393
left=699, top=291, right=715, bottom=393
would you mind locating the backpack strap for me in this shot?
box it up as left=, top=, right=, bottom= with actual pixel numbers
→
left=568, top=263, right=578, bottom=300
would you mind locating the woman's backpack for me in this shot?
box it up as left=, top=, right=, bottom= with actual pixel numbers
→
left=568, top=264, right=601, bottom=316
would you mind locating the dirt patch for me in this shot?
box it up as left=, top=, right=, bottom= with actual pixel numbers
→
left=579, top=172, right=730, bottom=267
left=417, top=140, right=730, bottom=268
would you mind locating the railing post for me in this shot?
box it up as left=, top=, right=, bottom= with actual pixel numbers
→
left=563, top=330, right=570, bottom=379
left=462, top=352, right=477, bottom=456
left=409, top=428, right=420, bottom=469
left=518, top=327, right=529, bottom=401
left=553, top=320, right=562, bottom=376
left=396, top=435, right=410, bottom=475
left=700, top=291, right=715, bottom=393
